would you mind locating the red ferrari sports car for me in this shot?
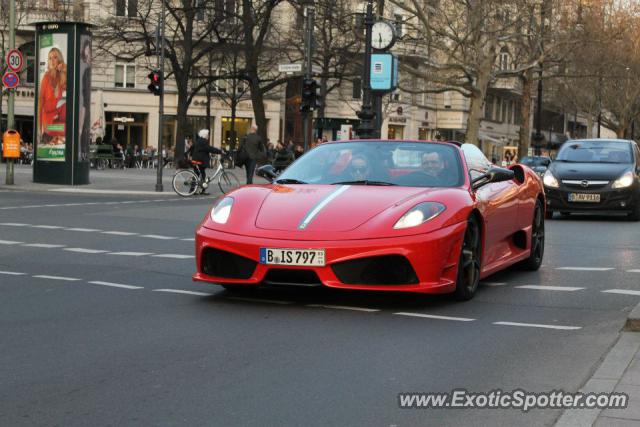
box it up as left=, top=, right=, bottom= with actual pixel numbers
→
left=193, top=140, right=545, bottom=300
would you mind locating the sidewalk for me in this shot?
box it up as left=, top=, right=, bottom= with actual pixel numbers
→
left=556, top=314, right=640, bottom=426
left=0, top=163, right=258, bottom=195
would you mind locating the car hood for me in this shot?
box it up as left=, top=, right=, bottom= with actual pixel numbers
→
left=255, top=185, right=432, bottom=232
left=550, top=162, right=631, bottom=180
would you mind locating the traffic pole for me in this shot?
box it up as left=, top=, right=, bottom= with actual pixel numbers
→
left=5, top=0, right=16, bottom=185
left=302, top=1, right=315, bottom=152
left=155, top=0, right=165, bottom=192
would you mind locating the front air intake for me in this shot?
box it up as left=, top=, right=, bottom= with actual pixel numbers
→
left=201, top=248, right=256, bottom=279
left=332, top=255, right=419, bottom=285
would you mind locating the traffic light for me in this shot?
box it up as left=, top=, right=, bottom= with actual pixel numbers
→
left=147, top=70, right=162, bottom=96
left=300, top=78, right=320, bottom=112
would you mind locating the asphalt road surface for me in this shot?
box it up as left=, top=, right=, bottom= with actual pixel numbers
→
left=1, top=190, right=639, bottom=426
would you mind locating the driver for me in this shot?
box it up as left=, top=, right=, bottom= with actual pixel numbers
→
left=348, top=154, right=373, bottom=180
left=421, top=151, right=446, bottom=179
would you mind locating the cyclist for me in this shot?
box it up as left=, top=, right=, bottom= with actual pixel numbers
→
left=187, top=129, right=224, bottom=195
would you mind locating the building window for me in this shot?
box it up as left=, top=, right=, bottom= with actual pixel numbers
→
left=514, top=101, right=522, bottom=125
left=352, top=78, right=362, bottom=99
left=116, top=0, right=137, bottom=17
left=115, top=63, right=136, bottom=88
left=499, top=47, right=510, bottom=71
left=501, top=99, right=508, bottom=123
left=195, top=0, right=204, bottom=21
left=484, top=95, right=494, bottom=120
left=443, top=91, right=452, bottom=109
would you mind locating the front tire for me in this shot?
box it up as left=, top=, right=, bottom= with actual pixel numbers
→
left=453, top=216, right=482, bottom=301
left=172, top=170, right=199, bottom=197
left=628, top=204, right=640, bottom=221
left=218, top=171, right=241, bottom=194
left=519, top=199, right=545, bottom=271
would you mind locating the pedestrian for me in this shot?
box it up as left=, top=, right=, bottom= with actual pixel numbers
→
left=186, top=129, right=223, bottom=195
left=272, top=142, right=295, bottom=173
left=238, top=125, right=266, bottom=184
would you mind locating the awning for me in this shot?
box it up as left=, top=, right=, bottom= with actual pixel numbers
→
left=479, top=133, right=503, bottom=144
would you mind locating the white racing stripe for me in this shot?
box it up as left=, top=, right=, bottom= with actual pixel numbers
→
left=151, top=254, right=194, bottom=259
left=493, top=321, right=581, bottom=330
left=306, top=304, right=379, bottom=312
left=64, top=248, right=109, bottom=254
left=516, top=285, right=585, bottom=291
left=602, top=289, right=640, bottom=296
left=108, top=252, right=154, bottom=256
left=228, top=297, right=293, bottom=305
left=0, top=271, right=27, bottom=275
left=298, top=185, right=351, bottom=230
left=33, top=275, right=81, bottom=282
left=88, top=281, right=143, bottom=290
left=394, top=312, right=475, bottom=322
left=555, top=267, right=614, bottom=271
left=153, top=289, right=213, bottom=296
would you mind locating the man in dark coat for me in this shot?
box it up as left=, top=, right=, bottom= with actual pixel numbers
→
left=187, top=129, right=223, bottom=194
left=239, top=125, right=266, bottom=184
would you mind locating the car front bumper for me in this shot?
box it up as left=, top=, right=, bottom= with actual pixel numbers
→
left=192, top=222, right=467, bottom=294
left=545, top=185, right=639, bottom=214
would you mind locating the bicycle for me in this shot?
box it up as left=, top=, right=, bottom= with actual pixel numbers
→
left=172, top=153, right=241, bottom=197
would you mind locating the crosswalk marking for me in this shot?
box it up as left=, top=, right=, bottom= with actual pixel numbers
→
left=555, top=267, right=614, bottom=271
left=88, top=281, right=143, bottom=290
left=33, top=275, right=81, bottom=282
left=493, top=321, right=582, bottom=330
left=64, top=248, right=109, bottom=254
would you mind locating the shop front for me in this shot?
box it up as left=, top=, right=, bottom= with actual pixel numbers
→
left=221, top=117, right=252, bottom=150
left=105, top=112, right=147, bottom=148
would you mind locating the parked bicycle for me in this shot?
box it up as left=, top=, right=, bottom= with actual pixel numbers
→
left=172, top=153, right=240, bottom=197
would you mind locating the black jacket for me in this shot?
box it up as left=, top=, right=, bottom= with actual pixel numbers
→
left=189, top=136, right=222, bottom=163
left=240, top=132, right=266, bottom=161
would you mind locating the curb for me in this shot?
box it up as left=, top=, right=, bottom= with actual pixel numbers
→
left=626, top=301, right=640, bottom=332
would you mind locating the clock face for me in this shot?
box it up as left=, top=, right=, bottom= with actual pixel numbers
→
left=372, top=21, right=396, bottom=51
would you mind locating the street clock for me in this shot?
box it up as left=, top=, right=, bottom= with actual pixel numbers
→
left=371, top=21, right=396, bottom=51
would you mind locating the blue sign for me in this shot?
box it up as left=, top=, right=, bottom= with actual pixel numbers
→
left=2, top=71, right=19, bottom=89
left=370, top=54, right=397, bottom=92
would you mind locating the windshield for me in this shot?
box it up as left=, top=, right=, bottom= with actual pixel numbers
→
left=556, top=140, right=632, bottom=164
left=277, top=141, right=464, bottom=187
left=520, top=156, right=550, bottom=167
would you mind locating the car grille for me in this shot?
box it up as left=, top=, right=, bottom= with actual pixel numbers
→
left=562, top=180, right=609, bottom=189
left=263, top=269, right=322, bottom=286
left=201, top=248, right=256, bottom=279
left=332, top=255, right=419, bottom=285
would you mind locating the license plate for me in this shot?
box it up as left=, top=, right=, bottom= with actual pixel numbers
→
left=568, top=193, right=601, bottom=203
left=259, top=248, right=325, bottom=266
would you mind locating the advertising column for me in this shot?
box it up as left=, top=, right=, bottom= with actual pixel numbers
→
left=33, top=22, right=92, bottom=185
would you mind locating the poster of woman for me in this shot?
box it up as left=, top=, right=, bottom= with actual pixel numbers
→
left=37, top=33, right=68, bottom=162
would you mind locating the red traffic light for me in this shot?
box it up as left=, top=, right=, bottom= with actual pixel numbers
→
left=147, top=70, right=162, bottom=95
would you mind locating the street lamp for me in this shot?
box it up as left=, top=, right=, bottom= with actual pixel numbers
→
left=356, top=0, right=376, bottom=139
left=533, top=0, right=547, bottom=156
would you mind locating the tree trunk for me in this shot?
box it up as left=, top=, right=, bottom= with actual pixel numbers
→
left=586, top=115, right=594, bottom=138
left=518, top=71, right=533, bottom=160
left=230, top=97, right=237, bottom=151
left=174, top=84, right=189, bottom=162
left=248, top=71, right=268, bottom=142
left=465, top=54, right=494, bottom=147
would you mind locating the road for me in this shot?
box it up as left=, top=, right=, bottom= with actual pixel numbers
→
left=1, top=189, right=639, bottom=426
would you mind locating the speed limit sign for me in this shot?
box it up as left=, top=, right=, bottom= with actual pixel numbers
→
left=6, top=49, right=24, bottom=73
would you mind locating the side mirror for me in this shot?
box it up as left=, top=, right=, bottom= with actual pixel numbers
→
left=472, top=167, right=515, bottom=190
left=256, top=164, right=277, bottom=183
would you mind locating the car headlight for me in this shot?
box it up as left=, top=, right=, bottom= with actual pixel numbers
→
left=210, top=197, right=234, bottom=224
left=543, top=170, right=559, bottom=188
left=612, top=171, right=635, bottom=189
left=394, top=202, right=446, bottom=229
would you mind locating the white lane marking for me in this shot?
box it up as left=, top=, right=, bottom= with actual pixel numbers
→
left=555, top=267, right=614, bottom=271
left=394, top=312, right=475, bottom=322
left=0, top=240, right=23, bottom=245
left=493, top=321, right=582, bottom=330
left=66, top=227, right=101, bottom=232
left=64, top=248, right=109, bottom=254
left=33, top=275, right=81, bottom=282
left=101, top=231, right=139, bottom=236
left=307, top=304, right=379, bottom=312
left=141, top=234, right=177, bottom=240
left=108, top=252, right=154, bottom=256
left=516, top=285, right=585, bottom=291
left=151, top=254, right=194, bottom=259
left=602, top=289, right=640, bottom=296
left=627, top=269, right=640, bottom=273
left=0, top=271, right=27, bottom=275
left=32, top=225, right=64, bottom=229
left=0, top=222, right=28, bottom=226
left=88, top=281, right=143, bottom=290
left=483, top=282, right=508, bottom=287
left=153, top=289, right=213, bottom=296
left=181, top=238, right=195, bottom=241
left=23, top=243, right=66, bottom=248
left=229, top=297, right=293, bottom=305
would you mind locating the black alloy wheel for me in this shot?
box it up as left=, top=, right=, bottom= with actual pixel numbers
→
left=519, top=199, right=545, bottom=271
left=453, top=216, right=482, bottom=301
